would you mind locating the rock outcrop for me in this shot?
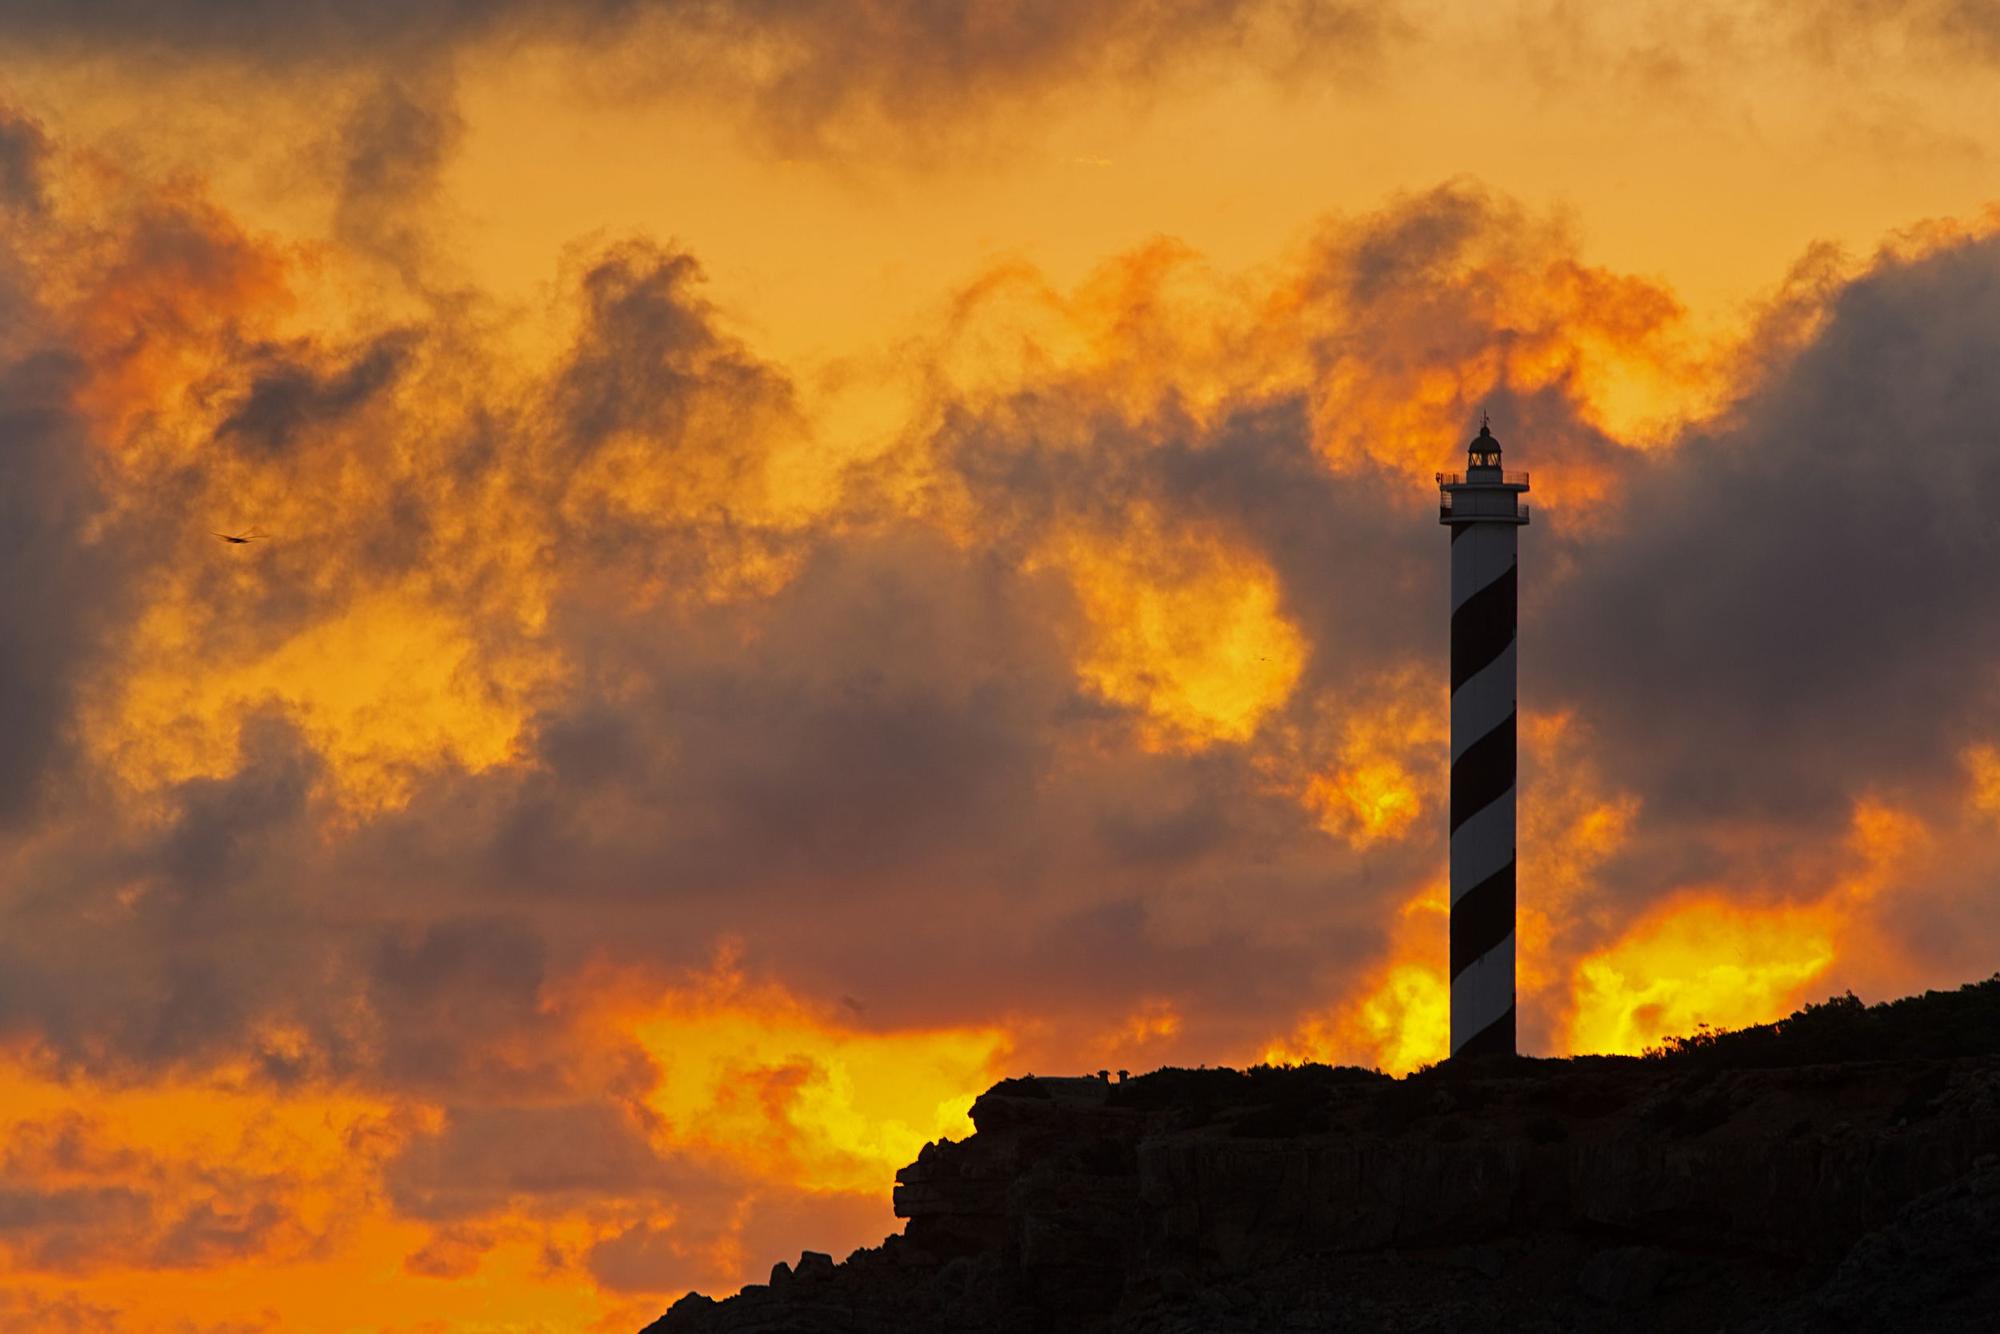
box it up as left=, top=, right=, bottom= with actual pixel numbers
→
left=642, top=979, right=2000, bottom=1333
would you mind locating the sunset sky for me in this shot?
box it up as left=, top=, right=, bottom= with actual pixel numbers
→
left=4, top=2, right=2000, bottom=1329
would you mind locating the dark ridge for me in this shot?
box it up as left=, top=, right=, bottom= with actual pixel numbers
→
left=641, top=975, right=2000, bottom=1334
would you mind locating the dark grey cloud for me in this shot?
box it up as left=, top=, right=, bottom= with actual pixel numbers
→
left=352, top=521, right=1078, bottom=921
left=401, top=1223, right=498, bottom=1279
left=644, top=0, right=1399, bottom=152
left=0, top=716, right=328, bottom=1074
left=0, top=1, right=627, bottom=64
left=0, top=106, right=48, bottom=213
left=1542, top=231, right=2000, bottom=847
left=147, top=1197, right=289, bottom=1269
left=0, top=1178, right=289, bottom=1273
left=0, top=1186, right=150, bottom=1271
left=329, top=76, right=465, bottom=280
left=385, top=1102, right=699, bottom=1222
left=219, top=331, right=416, bottom=454
left=366, top=915, right=556, bottom=1095
left=0, top=1110, right=331, bottom=1287
left=0, top=1289, right=119, bottom=1334
left=0, top=348, right=122, bottom=825
left=0, top=0, right=1392, bottom=72
left=296, top=482, right=1411, bottom=1049
left=553, top=243, right=790, bottom=460
left=0, top=1, right=1401, bottom=158
left=584, top=1221, right=706, bottom=1296
left=148, top=714, right=317, bottom=894
left=0, top=127, right=120, bottom=822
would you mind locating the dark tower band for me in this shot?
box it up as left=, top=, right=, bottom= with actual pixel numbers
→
left=1438, top=423, right=1529, bottom=1058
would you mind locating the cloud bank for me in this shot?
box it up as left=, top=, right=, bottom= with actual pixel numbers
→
left=0, top=28, right=1996, bottom=1327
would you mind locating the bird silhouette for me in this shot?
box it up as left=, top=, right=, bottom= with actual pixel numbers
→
left=212, top=528, right=264, bottom=544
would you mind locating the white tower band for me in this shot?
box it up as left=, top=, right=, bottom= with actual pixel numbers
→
left=1437, top=420, right=1529, bottom=1058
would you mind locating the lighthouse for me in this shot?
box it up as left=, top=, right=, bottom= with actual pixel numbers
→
left=1437, top=418, right=1529, bottom=1058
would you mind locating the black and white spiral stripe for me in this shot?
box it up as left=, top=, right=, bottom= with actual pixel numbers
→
left=1448, top=521, right=1517, bottom=1058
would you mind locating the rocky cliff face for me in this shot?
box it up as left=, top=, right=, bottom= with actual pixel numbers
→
left=643, top=981, right=2000, bottom=1333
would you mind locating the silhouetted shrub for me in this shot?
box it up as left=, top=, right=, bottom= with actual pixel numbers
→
left=1649, top=975, right=2000, bottom=1068
left=985, top=1076, right=1052, bottom=1100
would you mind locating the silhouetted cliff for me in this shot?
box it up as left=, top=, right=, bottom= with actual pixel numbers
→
left=643, top=979, right=2000, bottom=1333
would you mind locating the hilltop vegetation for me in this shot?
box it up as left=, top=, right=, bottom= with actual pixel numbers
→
left=1646, top=975, right=2000, bottom=1067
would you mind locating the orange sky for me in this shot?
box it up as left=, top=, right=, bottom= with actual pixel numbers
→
left=2, top=3, right=2000, bottom=1329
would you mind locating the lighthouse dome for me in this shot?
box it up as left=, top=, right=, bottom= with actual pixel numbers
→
left=1467, top=420, right=1502, bottom=470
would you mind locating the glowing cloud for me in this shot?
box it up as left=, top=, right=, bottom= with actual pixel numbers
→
left=1036, top=507, right=1308, bottom=750
left=1262, top=883, right=1449, bottom=1075
left=600, top=949, right=1014, bottom=1198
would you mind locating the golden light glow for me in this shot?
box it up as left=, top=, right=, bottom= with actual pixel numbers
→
left=1303, top=226, right=1723, bottom=497
left=1564, top=799, right=1930, bottom=1055
left=610, top=949, right=1014, bottom=1196
left=0, top=944, right=1021, bottom=1331
left=1565, top=894, right=1839, bottom=1056
left=1085, top=998, right=1184, bottom=1070
left=0, top=1057, right=645, bottom=1334
left=1262, top=884, right=1450, bottom=1076
left=1286, top=670, right=1444, bottom=848
left=1307, top=759, right=1423, bottom=845
left=91, top=588, right=548, bottom=815
left=1515, top=710, right=1643, bottom=1001
left=925, top=242, right=1307, bottom=434
left=1038, top=507, right=1308, bottom=750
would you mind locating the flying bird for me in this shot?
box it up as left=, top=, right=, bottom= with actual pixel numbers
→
left=212, top=528, right=264, bottom=544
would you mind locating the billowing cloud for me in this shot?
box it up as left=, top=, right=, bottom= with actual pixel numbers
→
left=0, top=17, right=1997, bottom=1327
left=1548, top=228, right=2000, bottom=835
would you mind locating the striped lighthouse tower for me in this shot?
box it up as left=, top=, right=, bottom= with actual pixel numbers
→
left=1437, top=418, right=1529, bottom=1058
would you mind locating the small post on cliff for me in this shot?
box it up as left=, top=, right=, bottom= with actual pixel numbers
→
left=1437, top=417, right=1529, bottom=1057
